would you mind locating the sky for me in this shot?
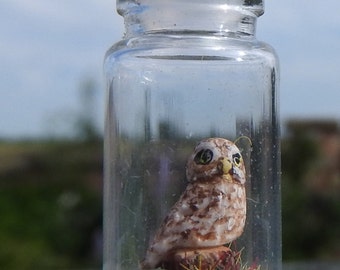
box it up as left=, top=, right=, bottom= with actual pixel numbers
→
left=1, top=0, right=340, bottom=138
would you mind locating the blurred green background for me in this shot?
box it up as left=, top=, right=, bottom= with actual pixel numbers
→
left=0, top=139, right=102, bottom=269
left=1, top=108, right=340, bottom=268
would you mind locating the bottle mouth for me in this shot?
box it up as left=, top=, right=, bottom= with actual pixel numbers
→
left=117, top=0, right=264, bottom=17
left=117, top=0, right=263, bottom=37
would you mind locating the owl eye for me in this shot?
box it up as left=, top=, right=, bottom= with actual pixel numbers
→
left=194, top=149, right=213, bottom=165
left=232, top=153, right=242, bottom=166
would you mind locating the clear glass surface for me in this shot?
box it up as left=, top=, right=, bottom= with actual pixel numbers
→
left=104, top=1, right=280, bottom=269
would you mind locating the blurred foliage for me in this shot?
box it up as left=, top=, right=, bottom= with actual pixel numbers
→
left=282, top=127, right=340, bottom=261
left=0, top=121, right=340, bottom=269
left=0, top=139, right=102, bottom=269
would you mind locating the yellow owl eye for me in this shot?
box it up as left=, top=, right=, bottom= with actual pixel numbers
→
left=194, top=149, right=213, bottom=165
left=232, top=153, right=242, bottom=166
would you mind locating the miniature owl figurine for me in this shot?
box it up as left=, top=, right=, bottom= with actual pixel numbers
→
left=140, top=138, right=247, bottom=269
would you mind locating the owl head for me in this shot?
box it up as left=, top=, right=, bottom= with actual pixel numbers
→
left=186, top=138, right=246, bottom=185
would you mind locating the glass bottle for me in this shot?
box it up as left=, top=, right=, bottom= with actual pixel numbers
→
left=103, top=1, right=281, bottom=270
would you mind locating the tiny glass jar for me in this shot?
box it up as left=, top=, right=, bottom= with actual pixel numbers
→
left=103, top=1, right=281, bottom=269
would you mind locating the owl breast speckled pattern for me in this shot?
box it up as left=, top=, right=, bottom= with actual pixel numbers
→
left=140, top=138, right=247, bottom=269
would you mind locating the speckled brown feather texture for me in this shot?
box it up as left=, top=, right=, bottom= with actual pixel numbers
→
left=140, top=138, right=247, bottom=269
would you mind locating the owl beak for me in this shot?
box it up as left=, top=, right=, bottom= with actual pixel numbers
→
left=221, top=158, right=233, bottom=176
left=221, top=158, right=243, bottom=183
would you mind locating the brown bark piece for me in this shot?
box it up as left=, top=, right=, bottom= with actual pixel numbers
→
left=160, top=246, right=240, bottom=270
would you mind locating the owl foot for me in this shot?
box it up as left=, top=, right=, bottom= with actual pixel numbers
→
left=159, top=246, right=240, bottom=270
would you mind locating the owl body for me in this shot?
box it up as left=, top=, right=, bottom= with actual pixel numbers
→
left=141, top=138, right=247, bottom=269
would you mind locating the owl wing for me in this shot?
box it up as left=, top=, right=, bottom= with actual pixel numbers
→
left=141, top=182, right=223, bottom=269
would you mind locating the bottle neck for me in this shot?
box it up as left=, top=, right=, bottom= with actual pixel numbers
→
left=117, top=0, right=263, bottom=38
